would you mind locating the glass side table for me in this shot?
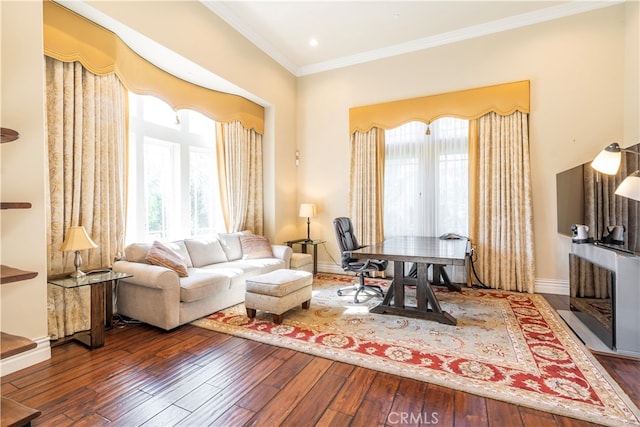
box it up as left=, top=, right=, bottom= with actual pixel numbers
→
left=284, top=239, right=325, bottom=274
left=48, top=271, right=132, bottom=349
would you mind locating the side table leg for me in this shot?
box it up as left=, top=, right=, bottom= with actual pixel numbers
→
left=313, top=247, right=318, bottom=274
left=105, top=280, right=114, bottom=328
left=90, top=282, right=106, bottom=348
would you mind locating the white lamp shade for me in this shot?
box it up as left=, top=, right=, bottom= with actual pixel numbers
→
left=591, top=143, right=622, bottom=175
left=60, top=226, right=98, bottom=251
left=299, top=203, right=317, bottom=218
left=615, top=170, right=640, bottom=201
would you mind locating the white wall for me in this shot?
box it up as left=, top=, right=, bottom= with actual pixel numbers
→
left=84, top=0, right=301, bottom=243
left=1, top=1, right=51, bottom=374
left=297, top=3, right=639, bottom=291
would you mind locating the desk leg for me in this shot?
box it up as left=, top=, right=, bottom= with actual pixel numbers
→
left=416, top=263, right=428, bottom=312
left=433, top=265, right=461, bottom=292
left=394, top=261, right=405, bottom=308
left=89, top=282, right=106, bottom=348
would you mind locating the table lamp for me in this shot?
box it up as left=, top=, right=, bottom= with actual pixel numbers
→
left=60, top=226, right=98, bottom=278
left=299, top=203, right=317, bottom=242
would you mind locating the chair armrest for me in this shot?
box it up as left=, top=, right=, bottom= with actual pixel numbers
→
left=272, top=244, right=293, bottom=262
left=112, top=260, right=181, bottom=290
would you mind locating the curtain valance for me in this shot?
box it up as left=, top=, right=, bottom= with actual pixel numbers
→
left=349, top=80, right=529, bottom=134
left=43, top=0, right=264, bottom=134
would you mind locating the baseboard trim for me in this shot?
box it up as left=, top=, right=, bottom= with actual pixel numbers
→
left=0, top=336, right=51, bottom=376
left=535, top=278, right=569, bottom=295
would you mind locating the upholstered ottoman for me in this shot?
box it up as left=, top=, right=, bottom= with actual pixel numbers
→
left=245, top=269, right=313, bottom=324
left=290, top=252, right=313, bottom=273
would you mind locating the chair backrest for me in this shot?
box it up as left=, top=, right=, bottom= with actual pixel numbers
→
left=334, top=217, right=362, bottom=268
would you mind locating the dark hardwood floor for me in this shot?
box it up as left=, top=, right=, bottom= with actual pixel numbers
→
left=1, top=294, right=638, bottom=427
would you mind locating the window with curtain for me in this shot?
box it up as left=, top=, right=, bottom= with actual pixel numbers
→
left=384, top=118, right=469, bottom=238
left=127, top=92, right=225, bottom=242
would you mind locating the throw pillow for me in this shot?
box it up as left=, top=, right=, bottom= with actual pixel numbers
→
left=218, top=231, right=250, bottom=260
left=145, top=240, right=189, bottom=277
left=240, top=235, right=274, bottom=259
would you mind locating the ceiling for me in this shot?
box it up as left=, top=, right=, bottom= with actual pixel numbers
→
left=202, top=1, right=622, bottom=76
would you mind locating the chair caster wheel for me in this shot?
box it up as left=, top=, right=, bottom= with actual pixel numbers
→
left=337, top=291, right=343, bottom=296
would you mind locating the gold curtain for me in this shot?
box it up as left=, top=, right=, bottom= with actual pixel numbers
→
left=474, top=111, right=535, bottom=292
left=216, top=121, right=264, bottom=234
left=468, top=119, right=480, bottom=243
left=349, top=128, right=385, bottom=245
left=46, top=57, right=127, bottom=339
left=349, top=81, right=529, bottom=133
left=43, top=0, right=264, bottom=134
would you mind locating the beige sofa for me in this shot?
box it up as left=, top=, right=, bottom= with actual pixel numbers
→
left=112, top=232, right=292, bottom=330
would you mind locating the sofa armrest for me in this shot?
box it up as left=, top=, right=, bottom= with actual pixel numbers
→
left=112, top=260, right=181, bottom=290
left=272, top=244, right=293, bottom=265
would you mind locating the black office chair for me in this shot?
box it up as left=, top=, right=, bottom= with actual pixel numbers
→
left=333, top=217, right=388, bottom=303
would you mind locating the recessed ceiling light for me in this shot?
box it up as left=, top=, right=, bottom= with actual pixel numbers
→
left=309, top=38, right=318, bottom=47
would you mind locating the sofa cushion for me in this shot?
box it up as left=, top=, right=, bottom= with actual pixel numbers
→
left=124, top=240, right=193, bottom=267
left=180, top=269, right=230, bottom=302
left=145, top=241, right=189, bottom=277
left=124, top=242, right=151, bottom=263
left=166, top=240, right=193, bottom=268
left=184, top=237, right=228, bottom=267
left=240, top=235, right=274, bottom=259
left=217, top=231, right=249, bottom=261
left=229, top=258, right=286, bottom=274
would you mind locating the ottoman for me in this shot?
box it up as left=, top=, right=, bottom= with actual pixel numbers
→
left=245, top=269, right=313, bottom=324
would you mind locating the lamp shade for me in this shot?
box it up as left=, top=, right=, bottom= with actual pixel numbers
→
left=299, top=203, right=317, bottom=218
left=60, top=226, right=98, bottom=252
left=591, top=142, right=622, bottom=175
left=615, top=170, right=640, bottom=201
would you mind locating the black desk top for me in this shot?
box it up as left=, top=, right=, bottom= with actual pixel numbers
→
left=350, top=235, right=468, bottom=265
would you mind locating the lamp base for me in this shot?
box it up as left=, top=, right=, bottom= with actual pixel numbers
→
left=69, top=250, right=86, bottom=279
left=69, top=269, right=87, bottom=279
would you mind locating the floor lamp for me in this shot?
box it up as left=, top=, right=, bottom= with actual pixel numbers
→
left=591, top=142, right=640, bottom=243
left=592, top=142, right=640, bottom=200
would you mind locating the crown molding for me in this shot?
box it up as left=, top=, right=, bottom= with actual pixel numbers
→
left=204, top=0, right=624, bottom=77
left=201, top=0, right=298, bottom=75
left=296, top=1, right=624, bottom=76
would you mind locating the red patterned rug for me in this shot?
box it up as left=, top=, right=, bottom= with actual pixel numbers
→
left=192, top=273, right=640, bottom=426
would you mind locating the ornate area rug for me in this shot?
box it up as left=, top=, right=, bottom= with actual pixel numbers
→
left=192, top=273, right=640, bottom=426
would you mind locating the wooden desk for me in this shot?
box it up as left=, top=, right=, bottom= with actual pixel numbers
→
left=350, top=236, right=469, bottom=325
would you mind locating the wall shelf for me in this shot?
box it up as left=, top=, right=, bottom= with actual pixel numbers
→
left=0, top=127, right=42, bottom=425
left=0, top=332, right=37, bottom=359
left=0, top=333, right=41, bottom=425
left=0, top=202, right=32, bottom=210
left=0, top=127, right=20, bottom=143
left=0, top=265, right=38, bottom=284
